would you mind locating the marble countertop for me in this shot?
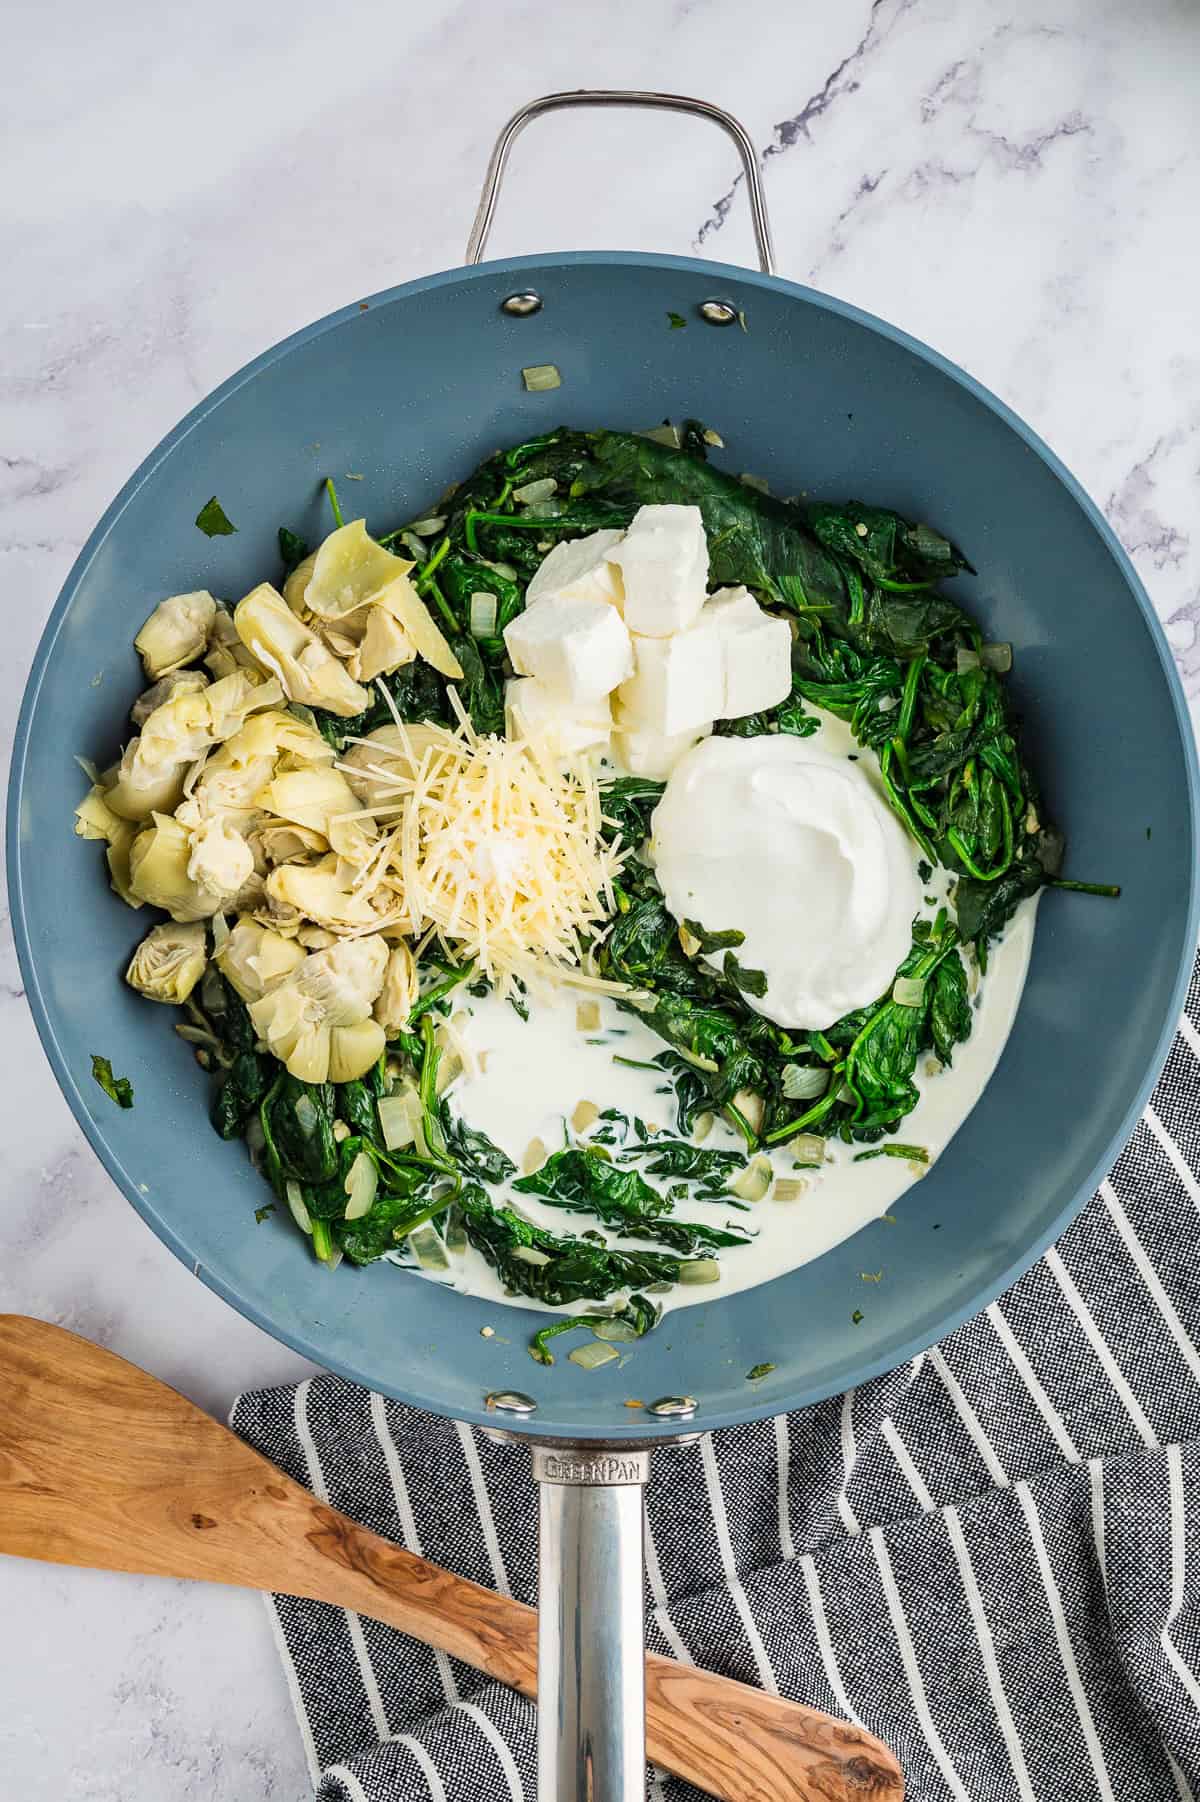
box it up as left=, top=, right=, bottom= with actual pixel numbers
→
left=3, top=0, right=1198, bottom=1793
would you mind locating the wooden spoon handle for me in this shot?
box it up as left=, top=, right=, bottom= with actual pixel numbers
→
left=0, top=1315, right=902, bottom=1802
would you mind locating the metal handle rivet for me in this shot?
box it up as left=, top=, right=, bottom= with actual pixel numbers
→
left=698, top=300, right=738, bottom=327
left=485, top=1390, right=538, bottom=1413
left=646, top=1395, right=698, bottom=1418
left=501, top=291, right=543, bottom=317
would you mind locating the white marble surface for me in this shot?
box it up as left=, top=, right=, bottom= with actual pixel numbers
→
left=3, top=0, right=1199, bottom=1793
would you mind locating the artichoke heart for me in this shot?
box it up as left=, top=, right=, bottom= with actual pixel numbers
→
left=339, top=723, right=447, bottom=809
left=134, top=591, right=217, bottom=679
left=204, top=607, right=261, bottom=680
left=215, top=916, right=306, bottom=1003
left=125, top=919, right=207, bottom=1004
left=248, top=934, right=388, bottom=1084
left=374, top=941, right=418, bottom=1036
left=348, top=606, right=415, bottom=683
left=128, top=813, right=221, bottom=920
left=266, top=855, right=388, bottom=934
left=233, top=583, right=369, bottom=718
left=301, top=519, right=415, bottom=620
left=131, top=669, right=208, bottom=728
left=106, top=670, right=283, bottom=822
left=187, top=817, right=254, bottom=910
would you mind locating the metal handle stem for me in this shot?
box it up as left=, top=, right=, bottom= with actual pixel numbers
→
left=466, top=89, right=775, bottom=274
left=533, top=1445, right=650, bottom=1802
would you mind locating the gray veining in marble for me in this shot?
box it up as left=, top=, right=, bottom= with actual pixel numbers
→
left=2, top=0, right=1198, bottom=1794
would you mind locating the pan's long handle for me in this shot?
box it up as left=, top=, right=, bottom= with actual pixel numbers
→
left=532, top=1444, right=651, bottom=1802
left=465, top=90, right=776, bottom=274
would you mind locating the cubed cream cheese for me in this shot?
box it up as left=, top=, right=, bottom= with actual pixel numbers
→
left=704, top=586, right=793, bottom=718
left=612, top=714, right=712, bottom=780
left=503, top=596, right=634, bottom=704
left=615, top=617, right=725, bottom=736
left=505, top=677, right=611, bottom=758
left=525, top=529, right=626, bottom=610
left=609, top=504, right=709, bottom=637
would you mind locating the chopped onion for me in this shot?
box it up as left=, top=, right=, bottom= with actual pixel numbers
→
left=480, top=557, right=518, bottom=581
left=513, top=477, right=557, bottom=504
left=639, top=423, right=682, bottom=448
left=408, top=515, right=446, bottom=536
left=408, top=1224, right=449, bottom=1270
left=520, top=499, right=562, bottom=520
left=678, top=923, right=701, bottom=958
left=522, top=364, right=561, bottom=392
left=790, top=1134, right=826, bottom=1167
left=981, top=641, right=1013, bottom=672
left=378, top=1093, right=416, bottom=1150
left=332, top=1119, right=350, bottom=1143
left=781, top=1063, right=828, bottom=1101
left=576, top=1000, right=601, bottom=1032
left=285, top=1181, right=313, bottom=1235
left=731, top=1089, right=765, bottom=1134
left=702, top=428, right=725, bottom=448
left=469, top=592, right=498, bottom=639
left=678, top=1258, right=722, bottom=1285
left=512, top=1245, right=552, bottom=1267
left=877, top=693, right=898, bottom=713
left=692, top=1112, right=714, bottom=1143
left=435, top=1050, right=464, bottom=1096
left=593, top=1314, right=648, bottom=1344
left=287, top=702, right=321, bottom=734
left=568, top=1340, right=620, bottom=1369
left=343, top=1151, right=378, bottom=1220
left=730, top=1155, right=772, bottom=1203
left=522, top=1137, right=547, bottom=1175
left=572, top=1099, right=599, bottom=1133
left=774, top=1178, right=809, bottom=1202
left=399, top=531, right=428, bottom=562
left=444, top=1205, right=467, bottom=1254
left=956, top=648, right=981, bottom=674
left=892, top=976, right=925, bottom=1008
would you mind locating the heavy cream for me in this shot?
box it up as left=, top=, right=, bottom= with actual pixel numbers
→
left=649, top=733, right=923, bottom=1029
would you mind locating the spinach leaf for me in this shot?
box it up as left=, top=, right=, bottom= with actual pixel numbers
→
left=458, top=1186, right=696, bottom=1306
left=530, top=1292, right=661, bottom=1365
left=195, top=496, right=237, bottom=537
left=929, top=949, right=972, bottom=1067
left=449, top=633, right=506, bottom=736
left=278, top=526, right=309, bottom=576
left=724, top=951, right=768, bottom=999
left=514, top=1147, right=670, bottom=1219
left=682, top=920, right=745, bottom=955
left=600, top=776, right=666, bottom=849
left=265, top=1075, right=339, bottom=1183
left=211, top=1050, right=272, bottom=1140
left=440, top=1105, right=517, bottom=1184
left=91, top=1055, right=133, bottom=1109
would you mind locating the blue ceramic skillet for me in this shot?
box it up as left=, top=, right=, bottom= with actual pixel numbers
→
left=9, top=95, right=1198, bottom=1798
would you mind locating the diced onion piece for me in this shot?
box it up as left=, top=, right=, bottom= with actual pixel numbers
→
left=774, top=1178, right=809, bottom=1202
left=956, top=647, right=981, bottom=674
left=435, top=1050, right=464, bottom=1096
left=469, top=592, right=498, bottom=639
left=592, top=1314, right=644, bottom=1343
left=732, top=1089, right=765, bottom=1134
left=981, top=641, right=1013, bottom=672
left=343, top=1150, right=378, bottom=1220
left=522, top=364, right=561, bottom=392
left=568, top=1340, right=620, bottom=1369
left=512, top=1245, right=552, bottom=1267
left=702, top=428, right=725, bottom=448
left=444, top=1205, right=467, bottom=1254
left=575, top=1000, right=601, bottom=1032
left=790, top=1134, right=826, bottom=1167
left=692, top=1112, right=714, bottom=1143
left=678, top=924, right=701, bottom=958
left=407, top=1224, right=449, bottom=1270
left=399, top=532, right=428, bottom=562
left=781, top=1063, right=828, bottom=1101
left=332, top=1119, right=350, bottom=1143
left=572, top=1099, right=599, bottom=1134
left=520, top=500, right=562, bottom=520
left=378, top=1093, right=416, bottom=1150
left=522, top=1136, right=548, bottom=1175
left=285, top=1181, right=313, bottom=1235
left=640, top=423, right=682, bottom=448
left=513, top=478, right=557, bottom=504
left=730, top=1154, right=772, bottom=1203
left=678, top=1258, right=721, bottom=1285
left=892, top=976, right=925, bottom=1008
left=408, top=516, right=446, bottom=536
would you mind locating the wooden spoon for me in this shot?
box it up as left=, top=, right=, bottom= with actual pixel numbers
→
left=0, top=1315, right=902, bottom=1801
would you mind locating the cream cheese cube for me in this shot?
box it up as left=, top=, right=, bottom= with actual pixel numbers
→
left=525, top=529, right=626, bottom=610
left=609, top=504, right=709, bottom=637
left=705, top=586, right=793, bottom=718
left=505, top=678, right=611, bottom=758
left=612, top=714, right=712, bottom=781
left=615, top=617, right=725, bottom=736
left=504, top=596, right=634, bottom=704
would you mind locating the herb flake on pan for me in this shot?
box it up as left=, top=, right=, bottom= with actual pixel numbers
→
left=195, top=496, right=237, bottom=537
left=91, top=1055, right=133, bottom=1108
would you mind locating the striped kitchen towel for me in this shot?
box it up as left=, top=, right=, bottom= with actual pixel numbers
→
left=233, top=954, right=1200, bottom=1802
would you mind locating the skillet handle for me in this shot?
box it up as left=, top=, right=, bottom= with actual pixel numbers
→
left=532, top=1443, right=651, bottom=1802
left=466, top=90, right=776, bottom=274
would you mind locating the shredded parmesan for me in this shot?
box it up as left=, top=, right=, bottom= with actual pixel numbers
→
left=349, top=713, right=630, bottom=995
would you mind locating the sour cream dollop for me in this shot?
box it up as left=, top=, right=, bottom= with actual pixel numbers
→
left=650, top=735, right=923, bottom=1029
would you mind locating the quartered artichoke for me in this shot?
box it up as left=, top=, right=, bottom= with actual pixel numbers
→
left=125, top=920, right=208, bottom=1003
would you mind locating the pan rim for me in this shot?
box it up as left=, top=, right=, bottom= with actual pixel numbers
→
left=9, top=248, right=1199, bottom=1440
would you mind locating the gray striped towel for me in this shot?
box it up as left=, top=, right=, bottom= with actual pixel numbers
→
left=232, top=953, right=1200, bottom=1802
